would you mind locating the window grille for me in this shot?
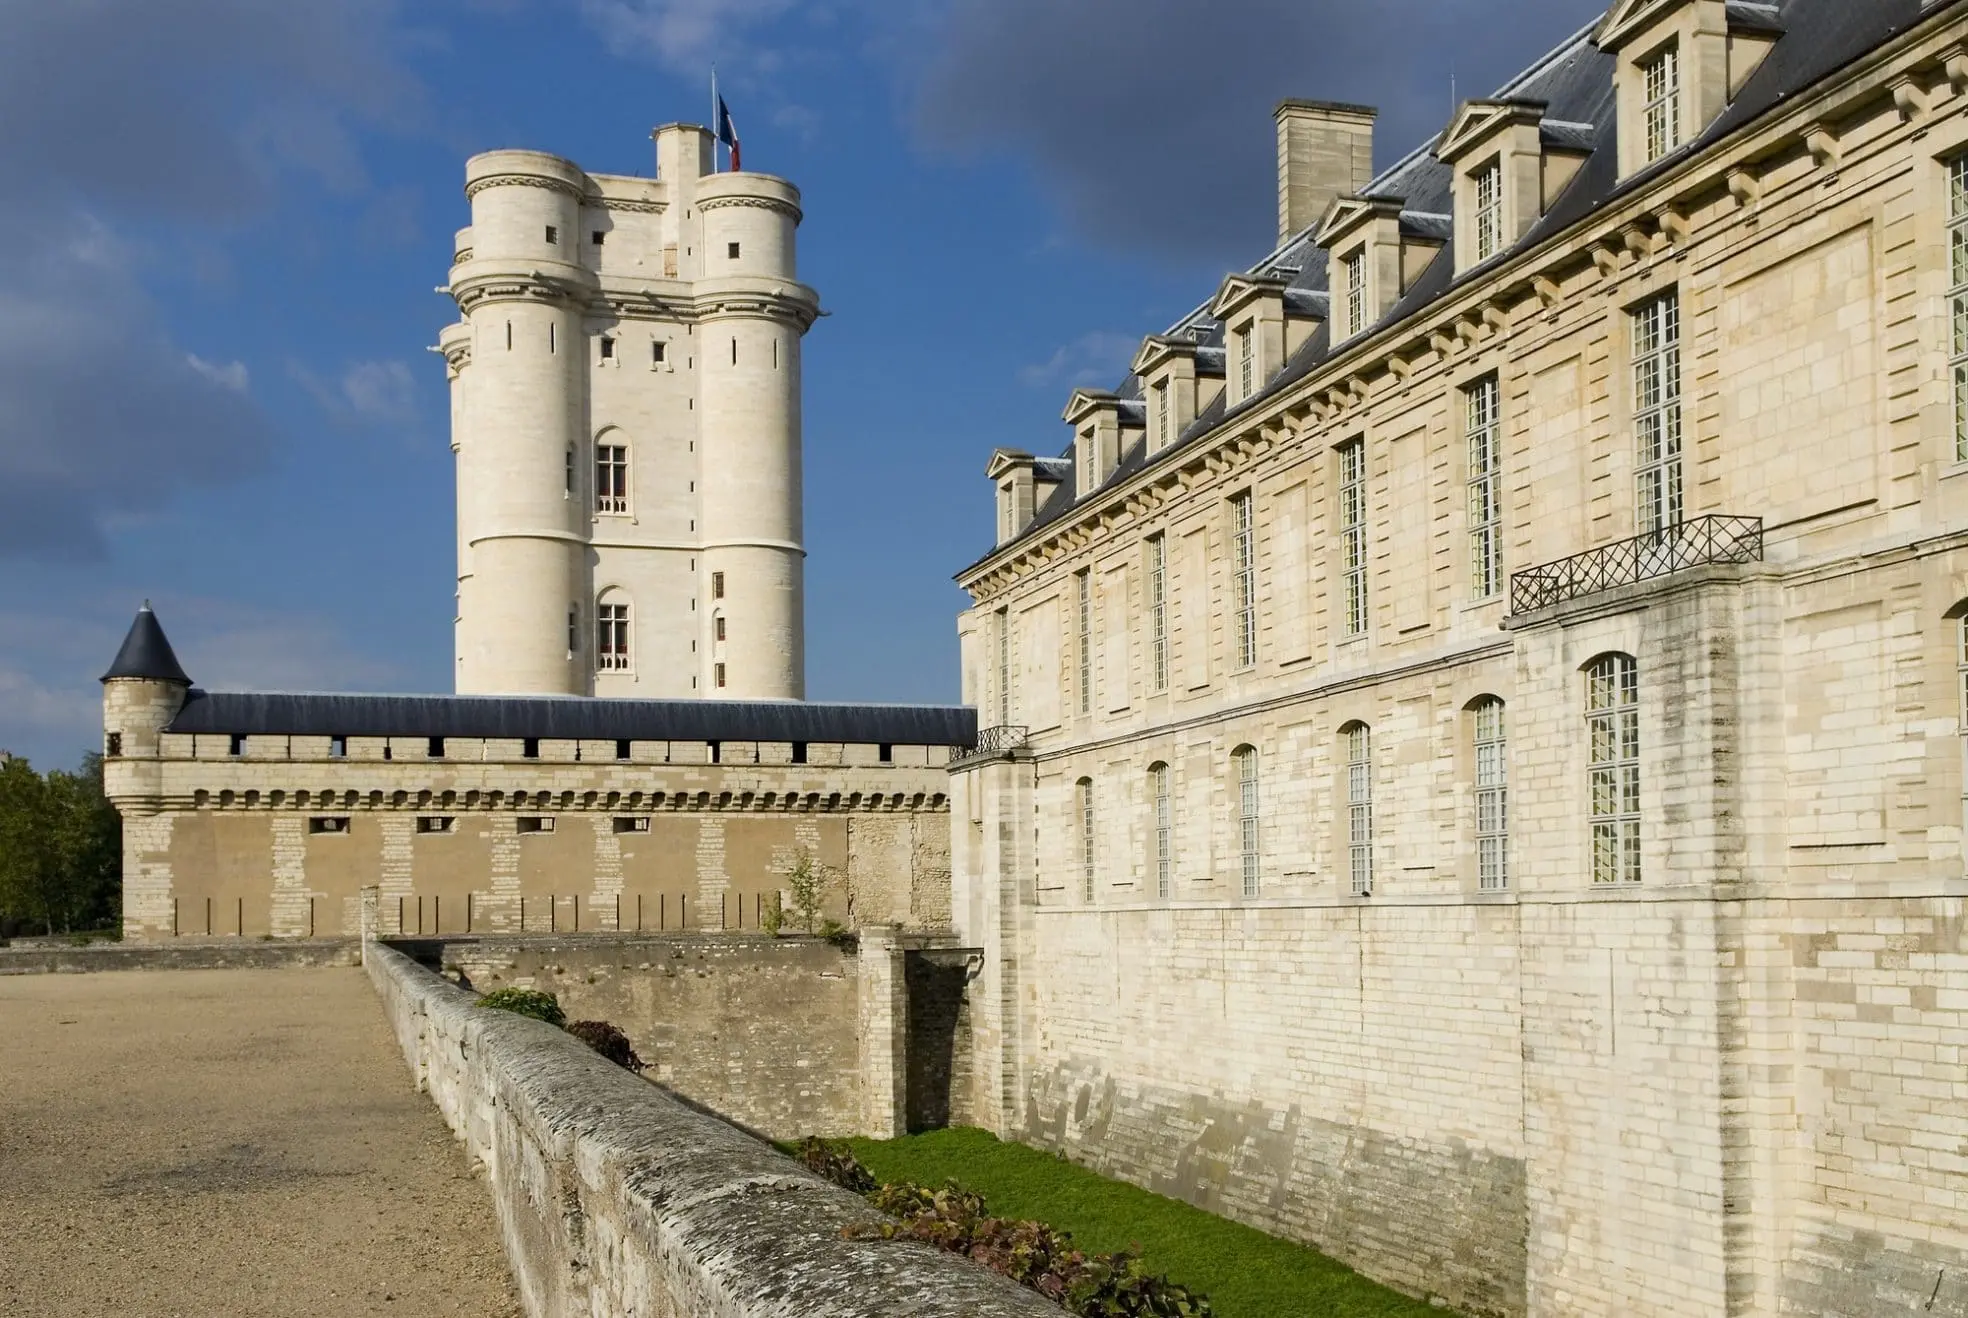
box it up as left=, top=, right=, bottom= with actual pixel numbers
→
left=1236, top=747, right=1260, bottom=898
left=1633, top=292, right=1683, bottom=537
left=1344, top=250, right=1367, bottom=337
left=1642, top=45, right=1681, bottom=164
left=1473, top=699, right=1508, bottom=890
left=597, top=602, right=631, bottom=671
left=1077, top=572, right=1093, bottom=715
left=1151, top=763, right=1173, bottom=900
left=596, top=444, right=630, bottom=514
left=1951, top=156, right=1968, bottom=460
left=1232, top=493, right=1257, bottom=668
left=1078, top=778, right=1096, bottom=903
left=1148, top=536, right=1169, bottom=692
left=1474, top=159, right=1504, bottom=262
left=1347, top=725, right=1374, bottom=896
left=1467, top=377, right=1502, bottom=598
left=1588, top=654, right=1642, bottom=884
left=1237, top=326, right=1255, bottom=399
left=998, top=606, right=1013, bottom=725
left=1340, top=441, right=1368, bottom=635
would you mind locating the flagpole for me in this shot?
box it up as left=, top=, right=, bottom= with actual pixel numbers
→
left=711, top=66, right=720, bottom=173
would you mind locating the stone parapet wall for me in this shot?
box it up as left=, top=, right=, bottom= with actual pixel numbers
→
left=0, top=938, right=359, bottom=976
left=363, top=943, right=1057, bottom=1318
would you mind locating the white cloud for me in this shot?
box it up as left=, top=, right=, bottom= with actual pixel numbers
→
left=185, top=354, right=250, bottom=393
left=292, top=359, right=423, bottom=427
left=577, top=0, right=802, bottom=72
left=1017, top=331, right=1139, bottom=390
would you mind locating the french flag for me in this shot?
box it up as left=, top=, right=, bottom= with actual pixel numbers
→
left=716, top=95, right=741, bottom=172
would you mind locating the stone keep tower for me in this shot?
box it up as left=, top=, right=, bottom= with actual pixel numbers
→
left=441, top=124, right=819, bottom=700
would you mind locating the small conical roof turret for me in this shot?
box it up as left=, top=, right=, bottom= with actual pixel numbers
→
left=101, top=602, right=192, bottom=686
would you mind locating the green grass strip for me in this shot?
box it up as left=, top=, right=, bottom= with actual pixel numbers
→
left=839, top=1128, right=1450, bottom=1318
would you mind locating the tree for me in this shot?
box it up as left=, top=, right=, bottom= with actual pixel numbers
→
left=778, top=846, right=842, bottom=936
left=0, top=753, right=121, bottom=937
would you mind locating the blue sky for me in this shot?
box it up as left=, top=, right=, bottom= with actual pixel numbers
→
left=0, top=0, right=1605, bottom=769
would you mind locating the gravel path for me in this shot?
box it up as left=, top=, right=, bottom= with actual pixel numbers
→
left=0, top=967, right=521, bottom=1317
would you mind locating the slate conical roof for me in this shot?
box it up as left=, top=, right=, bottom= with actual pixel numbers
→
left=101, top=603, right=192, bottom=685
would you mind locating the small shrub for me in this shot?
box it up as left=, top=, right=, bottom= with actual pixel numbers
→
left=476, top=987, right=565, bottom=1027
left=846, top=1174, right=1214, bottom=1317
left=760, top=891, right=785, bottom=937
left=779, top=847, right=842, bottom=935
left=797, top=1137, right=877, bottom=1194
left=566, top=1019, right=645, bottom=1073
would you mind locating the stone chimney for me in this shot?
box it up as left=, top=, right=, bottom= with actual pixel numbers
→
left=1274, top=100, right=1377, bottom=244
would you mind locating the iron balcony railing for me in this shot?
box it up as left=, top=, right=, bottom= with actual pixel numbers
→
left=1509, top=515, right=1763, bottom=615
left=949, top=725, right=1030, bottom=767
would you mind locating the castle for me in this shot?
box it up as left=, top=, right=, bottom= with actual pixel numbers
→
left=100, top=2, right=1968, bottom=1315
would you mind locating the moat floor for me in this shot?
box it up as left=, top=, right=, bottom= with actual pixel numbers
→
left=0, top=966, right=521, bottom=1317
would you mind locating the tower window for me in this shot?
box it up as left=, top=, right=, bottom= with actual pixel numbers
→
left=592, top=230, right=605, bottom=246
left=549, top=323, right=557, bottom=354
left=712, top=571, right=725, bottom=600
left=428, top=737, right=445, bottom=759
left=597, top=601, right=631, bottom=671
left=522, top=738, right=540, bottom=760
left=564, top=447, right=574, bottom=496
left=731, top=337, right=738, bottom=365
left=652, top=340, right=666, bottom=364
left=727, top=241, right=741, bottom=259
left=600, top=336, right=615, bottom=361
left=596, top=444, right=629, bottom=514
left=229, top=734, right=247, bottom=758
left=329, top=735, right=347, bottom=759
left=708, top=741, right=722, bottom=764
left=615, top=739, right=632, bottom=761
left=714, top=615, right=726, bottom=642
left=792, top=742, right=808, bottom=764
left=105, top=732, right=122, bottom=758
left=715, top=662, right=726, bottom=688
left=545, top=225, right=559, bottom=244
left=879, top=743, right=893, bottom=764
left=568, top=606, right=579, bottom=655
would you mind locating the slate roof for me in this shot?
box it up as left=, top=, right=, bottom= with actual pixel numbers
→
left=972, top=0, right=1951, bottom=574
left=102, top=605, right=192, bottom=686
left=165, top=690, right=978, bottom=747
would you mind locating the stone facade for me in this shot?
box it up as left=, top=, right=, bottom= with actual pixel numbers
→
left=952, top=4, right=1968, bottom=1316
left=443, top=127, right=816, bottom=700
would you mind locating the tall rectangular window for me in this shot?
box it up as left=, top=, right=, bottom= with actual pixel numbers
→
left=711, top=572, right=725, bottom=600
left=1344, top=250, right=1367, bottom=337
left=1148, top=536, right=1169, bottom=692
left=1474, top=699, right=1509, bottom=891
left=1339, top=441, right=1368, bottom=636
left=1151, top=763, right=1173, bottom=900
left=1232, top=493, right=1257, bottom=668
left=1236, top=325, right=1255, bottom=399
left=596, top=445, right=629, bottom=514
left=1153, top=379, right=1171, bottom=449
left=567, top=605, right=579, bottom=656
left=1642, top=45, right=1681, bottom=164
left=597, top=603, right=631, bottom=670
left=1076, top=571, right=1093, bottom=715
left=1466, top=376, right=1502, bottom=598
left=1347, top=725, right=1374, bottom=896
left=1588, top=654, right=1642, bottom=885
left=1236, top=747, right=1260, bottom=898
left=996, top=606, right=1012, bottom=725
left=1474, top=159, right=1505, bottom=262
left=1078, top=778, right=1096, bottom=903
left=1951, top=155, right=1968, bottom=461
left=1633, top=291, right=1683, bottom=536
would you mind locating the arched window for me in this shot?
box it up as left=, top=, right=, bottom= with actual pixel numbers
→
left=1587, top=654, right=1640, bottom=884
left=1343, top=724, right=1373, bottom=896
left=1149, top=763, right=1173, bottom=899
left=1077, top=778, right=1096, bottom=903
left=1233, top=746, right=1260, bottom=897
left=596, top=437, right=630, bottom=514
left=1470, top=698, right=1508, bottom=890
left=596, top=593, right=631, bottom=672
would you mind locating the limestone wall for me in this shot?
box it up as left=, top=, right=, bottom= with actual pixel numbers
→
left=363, top=943, right=1056, bottom=1318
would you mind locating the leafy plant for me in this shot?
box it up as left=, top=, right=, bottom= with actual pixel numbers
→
left=760, top=890, right=785, bottom=937
left=797, top=1132, right=1214, bottom=1318
left=797, top=1137, right=876, bottom=1193
left=476, top=987, right=566, bottom=1027
left=566, top=1019, right=645, bottom=1073
left=778, top=847, right=841, bottom=936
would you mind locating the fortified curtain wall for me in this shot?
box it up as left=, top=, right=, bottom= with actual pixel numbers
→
left=362, top=943, right=1052, bottom=1318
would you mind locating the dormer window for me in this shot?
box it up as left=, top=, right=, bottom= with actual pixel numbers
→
left=1473, top=159, right=1505, bottom=263
left=1236, top=325, right=1255, bottom=399
left=1342, top=250, right=1367, bottom=338
left=1153, top=379, right=1171, bottom=449
left=1642, top=44, right=1681, bottom=164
